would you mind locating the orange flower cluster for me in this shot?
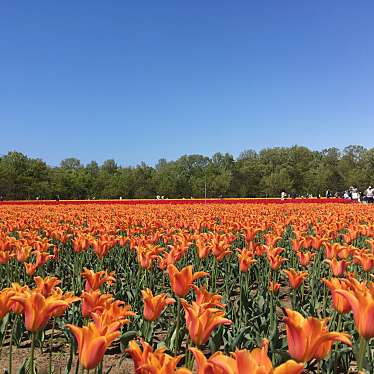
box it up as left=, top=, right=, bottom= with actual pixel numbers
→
left=142, top=288, right=175, bottom=321
left=126, top=340, right=192, bottom=374
left=81, top=267, right=115, bottom=291
left=284, top=308, right=351, bottom=362
left=7, top=276, right=78, bottom=332
left=335, top=277, right=374, bottom=339
left=67, top=269, right=135, bottom=369
left=190, top=339, right=304, bottom=374
left=0, top=202, right=373, bottom=372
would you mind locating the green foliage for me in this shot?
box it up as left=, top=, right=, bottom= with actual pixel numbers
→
left=0, top=145, right=373, bottom=200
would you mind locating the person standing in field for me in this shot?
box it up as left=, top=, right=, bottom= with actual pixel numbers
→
left=351, top=187, right=359, bottom=201
left=366, top=186, right=374, bottom=203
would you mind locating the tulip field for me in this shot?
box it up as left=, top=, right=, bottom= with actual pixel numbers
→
left=0, top=202, right=373, bottom=373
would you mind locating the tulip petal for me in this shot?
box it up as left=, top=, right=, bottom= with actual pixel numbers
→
left=273, top=360, right=305, bottom=374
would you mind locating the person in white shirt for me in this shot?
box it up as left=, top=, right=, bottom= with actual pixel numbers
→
left=366, top=186, right=374, bottom=204
left=351, top=187, right=359, bottom=201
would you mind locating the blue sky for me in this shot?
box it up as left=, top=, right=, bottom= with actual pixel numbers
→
left=1, top=1, right=373, bottom=166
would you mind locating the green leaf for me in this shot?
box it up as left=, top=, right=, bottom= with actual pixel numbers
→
left=17, top=356, right=35, bottom=374
left=119, top=330, right=138, bottom=351
left=228, top=325, right=251, bottom=351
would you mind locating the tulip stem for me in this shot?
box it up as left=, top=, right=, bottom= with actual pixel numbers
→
left=0, top=315, right=10, bottom=359
left=97, top=360, right=103, bottom=374
left=211, top=258, right=217, bottom=292
left=225, top=259, right=231, bottom=299
left=48, top=318, right=56, bottom=374
left=357, top=335, right=367, bottom=371
left=185, top=338, right=193, bottom=369
left=174, top=299, right=181, bottom=355
left=143, top=319, right=152, bottom=343
left=333, top=313, right=342, bottom=373
left=30, top=332, right=36, bottom=373
left=238, top=271, right=242, bottom=326
left=244, top=271, right=249, bottom=324
left=9, top=315, right=17, bottom=374
left=144, top=268, right=148, bottom=289
left=291, top=289, right=296, bottom=310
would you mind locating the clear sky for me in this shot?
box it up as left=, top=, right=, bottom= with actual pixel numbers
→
left=1, top=1, right=373, bottom=166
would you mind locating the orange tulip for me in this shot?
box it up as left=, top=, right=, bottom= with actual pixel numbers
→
left=265, top=235, right=282, bottom=248
left=24, top=263, right=37, bottom=276
left=167, top=264, right=208, bottom=298
left=192, top=285, right=225, bottom=308
left=15, top=243, right=32, bottom=263
left=158, top=247, right=184, bottom=270
left=180, top=299, right=232, bottom=346
left=81, top=268, right=115, bottom=291
left=242, top=226, right=261, bottom=244
left=81, top=290, right=113, bottom=318
left=66, top=322, right=120, bottom=369
left=34, top=250, right=54, bottom=268
left=337, top=245, right=353, bottom=259
left=92, top=236, right=116, bottom=259
left=322, top=278, right=351, bottom=314
left=291, top=239, right=303, bottom=252
left=324, top=242, right=342, bottom=259
left=266, top=246, right=284, bottom=257
left=136, top=244, right=164, bottom=269
left=142, top=289, right=175, bottom=321
left=301, top=237, right=313, bottom=249
left=284, top=308, right=351, bottom=362
left=0, top=288, right=15, bottom=319
left=125, top=339, right=191, bottom=374
left=11, top=291, right=68, bottom=332
left=310, top=237, right=325, bottom=250
left=50, top=288, right=80, bottom=317
left=208, top=234, right=232, bottom=261
left=139, top=354, right=191, bottom=374
left=191, top=340, right=304, bottom=374
left=335, top=278, right=374, bottom=338
left=353, top=252, right=374, bottom=272
left=92, top=299, right=135, bottom=334
left=8, top=283, right=30, bottom=314
left=125, top=339, right=158, bottom=371
left=296, top=251, right=316, bottom=267
left=267, top=254, right=287, bottom=270
left=24, top=250, right=55, bottom=275
left=72, top=235, right=91, bottom=253
left=324, top=258, right=348, bottom=277
left=0, top=249, right=12, bottom=264
left=34, top=276, right=61, bottom=297
left=237, top=248, right=256, bottom=272
left=194, top=237, right=210, bottom=259
left=283, top=269, right=308, bottom=289
left=269, top=281, right=281, bottom=295
left=189, top=348, right=225, bottom=374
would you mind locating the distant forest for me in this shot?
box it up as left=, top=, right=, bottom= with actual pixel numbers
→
left=0, top=145, right=373, bottom=200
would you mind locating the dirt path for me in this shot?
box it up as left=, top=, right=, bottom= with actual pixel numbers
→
left=0, top=346, right=135, bottom=374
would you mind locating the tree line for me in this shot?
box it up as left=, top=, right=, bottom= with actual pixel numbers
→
left=0, top=145, right=373, bottom=200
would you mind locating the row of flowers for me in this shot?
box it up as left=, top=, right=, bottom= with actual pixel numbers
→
left=0, top=203, right=372, bottom=373
left=0, top=264, right=372, bottom=372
